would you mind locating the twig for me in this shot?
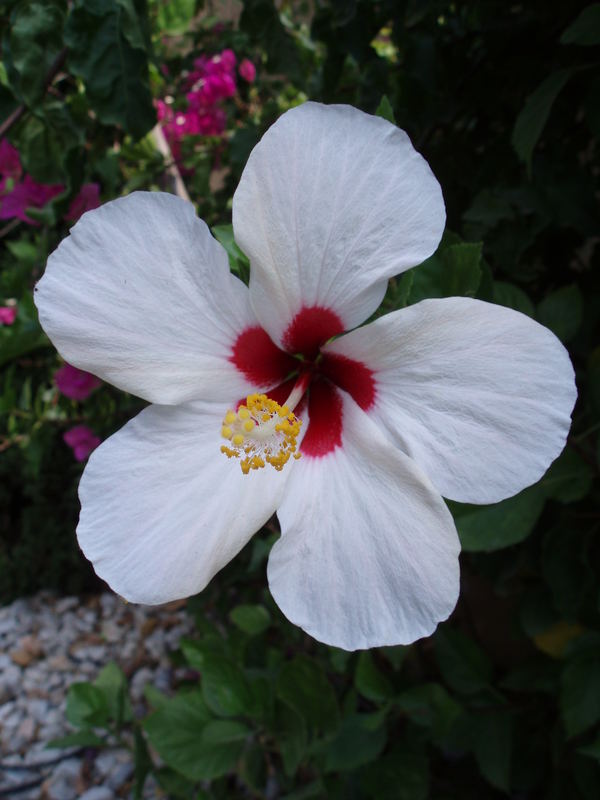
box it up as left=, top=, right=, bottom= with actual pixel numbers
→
left=0, top=218, right=20, bottom=238
left=0, top=47, right=68, bottom=140
left=149, top=124, right=192, bottom=203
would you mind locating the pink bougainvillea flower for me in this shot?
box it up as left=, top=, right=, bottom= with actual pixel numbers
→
left=65, top=183, right=101, bottom=222
left=34, top=103, right=576, bottom=650
left=55, top=362, right=101, bottom=400
left=239, top=58, right=256, bottom=83
left=0, top=305, right=17, bottom=325
left=0, top=174, right=63, bottom=225
left=63, top=425, right=101, bottom=462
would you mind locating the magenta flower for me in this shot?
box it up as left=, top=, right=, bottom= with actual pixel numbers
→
left=63, top=425, right=101, bottom=462
left=55, top=363, right=101, bottom=400
left=65, top=183, right=101, bottom=222
left=239, top=59, right=256, bottom=83
left=0, top=175, right=63, bottom=225
left=0, top=305, right=17, bottom=325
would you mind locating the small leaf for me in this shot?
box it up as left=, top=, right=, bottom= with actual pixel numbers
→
left=493, top=281, right=535, bottom=317
left=229, top=604, right=271, bottom=636
left=144, top=691, right=244, bottom=781
left=8, top=1, right=65, bottom=106
left=355, top=651, right=394, bottom=702
left=325, top=713, right=387, bottom=772
left=453, top=485, right=546, bottom=552
left=94, top=661, right=132, bottom=725
left=48, top=731, right=106, bottom=749
left=561, top=4, right=600, bottom=46
left=579, top=735, right=600, bottom=762
left=65, top=0, right=155, bottom=140
left=512, top=70, right=573, bottom=169
left=276, top=656, right=340, bottom=735
left=272, top=701, right=307, bottom=777
left=561, top=640, right=600, bottom=738
left=471, top=710, right=513, bottom=791
left=537, top=284, right=583, bottom=343
left=192, top=651, right=256, bottom=717
left=434, top=627, right=493, bottom=695
left=156, top=0, right=196, bottom=35
left=202, top=720, right=250, bottom=744
left=65, top=683, right=110, bottom=728
left=375, top=95, right=396, bottom=124
left=539, top=447, right=593, bottom=503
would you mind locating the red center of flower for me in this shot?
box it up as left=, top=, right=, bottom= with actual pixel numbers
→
left=230, top=305, right=376, bottom=457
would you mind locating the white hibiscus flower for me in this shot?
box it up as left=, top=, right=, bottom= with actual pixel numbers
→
left=34, top=102, right=576, bottom=651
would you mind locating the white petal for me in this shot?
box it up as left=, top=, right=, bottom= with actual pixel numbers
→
left=78, top=401, right=289, bottom=604
left=268, top=392, right=460, bottom=650
left=35, top=192, right=259, bottom=404
left=233, top=102, right=445, bottom=348
left=325, top=298, right=577, bottom=504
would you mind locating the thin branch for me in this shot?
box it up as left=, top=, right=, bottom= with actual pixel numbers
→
left=150, top=124, right=192, bottom=203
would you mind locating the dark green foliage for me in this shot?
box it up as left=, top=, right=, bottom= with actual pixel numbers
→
left=2, top=0, right=600, bottom=798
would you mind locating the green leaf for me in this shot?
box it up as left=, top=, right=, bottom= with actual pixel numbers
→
left=360, top=750, right=429, bottom=800
left=18, top=101, right=82, bottom=183
left=212, top=224, right=250, bottom=280
left=202, top=720, right=250, bottom=744
left=156, top=0, right=196, bottom=35
left=561, top=4, right=600, bottom=46
left=579, top=735, right=600, bottom=762
left=537, top=284, right=583, bottom=343
left=410, top=239, right=482, bottom=302
left=512, top=70, right=573, bottom=169
left=94, top=661, right=132, bottom=725
left=354, top=651, right=394, bottom=702
left=47, top=731, right=107, bottom=749
left=276, top=656, right=340, bottom=735
left=375, top=94, right=396, bottom=124
left=65, top=0, right=155, bottom=140
left=394, top=683, right=461, bottom=741
left=229, top=604, right=271, bottom=636
left=144, top=691, right=244, bottom=780
left=183, top=648, right=256, bottom=717
left=272, top=700, right=307, bottom=777
left=65, top=682, right=111, bottom=728
left=561, top=646, right=600, bottom=738
left=470, top=710, right=513, bottom=791
left=8, top=0, right=65, bottom=106
left=453, top=485, right=546, bottom=552
left=434, top=627, right=493, bottom=695
left=324, top=713, right=387, bottom=772
left=539, top=447, right=593, bottom=503
left=133, top=727, right=153, bottom=800
left=493, top=281, right=535, bottom=317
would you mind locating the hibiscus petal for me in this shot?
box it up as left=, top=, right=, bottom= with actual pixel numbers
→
left=325, top=297, right=576, bottom=504
left=78, top=400, right=289, bottom=604
left=35, top=192, right=260, bottom=404
left=268, top=391, right=460, bottom=650
left=233, top=102, right=445, bottom=348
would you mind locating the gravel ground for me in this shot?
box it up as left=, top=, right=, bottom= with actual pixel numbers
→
left=0, top=592, right=195, bottom=799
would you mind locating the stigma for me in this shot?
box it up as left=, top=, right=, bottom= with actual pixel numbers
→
left=220, top=393, right=303, bottom=474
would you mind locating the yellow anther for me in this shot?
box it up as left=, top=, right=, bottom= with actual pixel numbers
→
left=219, top=392, right=303, bottom=475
